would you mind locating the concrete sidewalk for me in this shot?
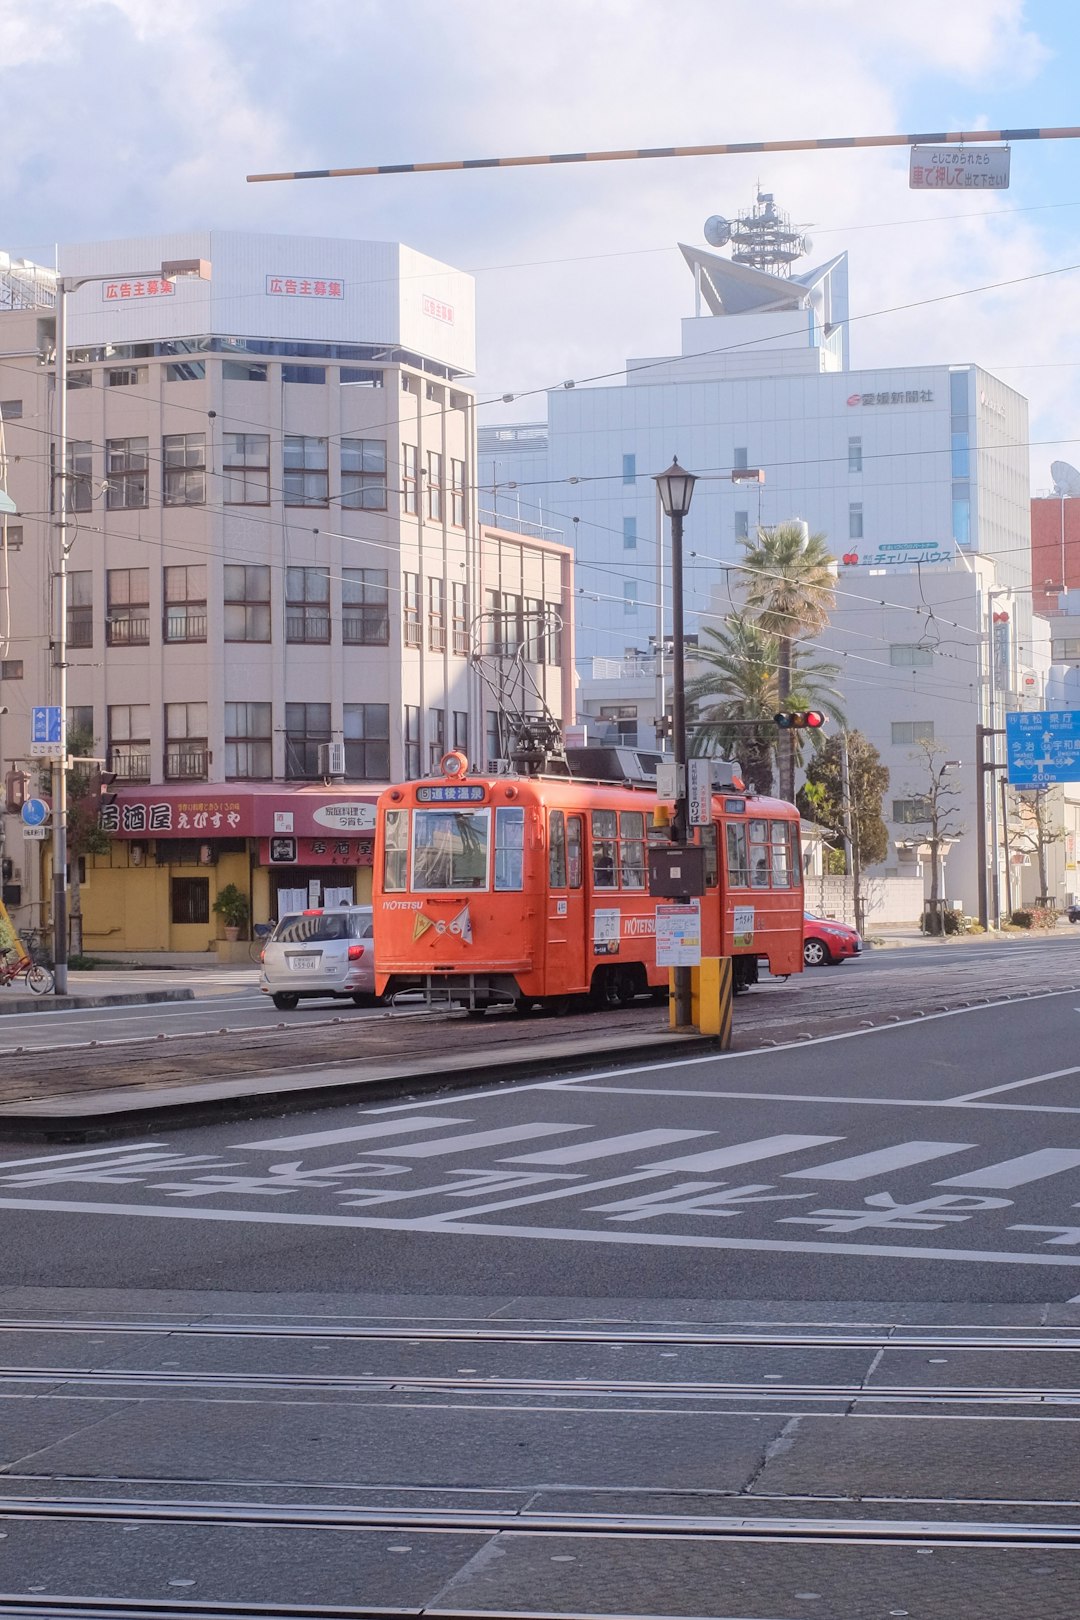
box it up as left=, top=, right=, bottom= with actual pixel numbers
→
left=0, top=984, right=195, bottom=1016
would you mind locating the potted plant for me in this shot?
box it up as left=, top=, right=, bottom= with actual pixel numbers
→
left=212, top=883, right=250, bottom=942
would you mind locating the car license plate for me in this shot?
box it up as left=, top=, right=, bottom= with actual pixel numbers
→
left=288, top=954, right=319, bottom=970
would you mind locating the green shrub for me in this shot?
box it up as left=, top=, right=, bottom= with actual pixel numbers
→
left=1010, top=908, right=1033, bottom=929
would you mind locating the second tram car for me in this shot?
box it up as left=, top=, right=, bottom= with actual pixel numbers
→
left=373, top=752, right=804, bottom=1011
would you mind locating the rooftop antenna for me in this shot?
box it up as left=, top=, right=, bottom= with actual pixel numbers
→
left=1051, top=460, right=1080, bottom=497
left=706, top=188, right=813, bottom=277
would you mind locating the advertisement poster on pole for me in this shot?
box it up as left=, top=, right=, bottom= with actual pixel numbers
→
left=687, top=758, right=713, bottom=827
left=655, top=902, right=701, bottom=967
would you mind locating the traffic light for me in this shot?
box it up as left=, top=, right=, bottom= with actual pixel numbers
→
left=774, top=710, right=826, bottom=730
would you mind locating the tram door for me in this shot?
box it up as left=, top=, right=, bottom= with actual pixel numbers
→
left=547, top=810, right=586, bottom=994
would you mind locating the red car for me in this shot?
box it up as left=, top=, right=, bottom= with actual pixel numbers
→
left=803, top=912, right=863, bottom=967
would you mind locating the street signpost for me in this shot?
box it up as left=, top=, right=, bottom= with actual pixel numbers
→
left=30, top=706, right=65, bottom=761
left=1004, top=710, right=1080, bottom=786
left=687, top=758, right=713, bottom=827
left=20, top=798, right=50, bottom=828
left=22, top=826, right=47, bottom=841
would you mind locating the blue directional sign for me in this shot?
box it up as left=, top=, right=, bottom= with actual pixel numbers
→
left=31, top=705, right=63, bottom=745
left=1005, top=709, right=1080, bottom=785
left=20, top=798, right=49, bottom=828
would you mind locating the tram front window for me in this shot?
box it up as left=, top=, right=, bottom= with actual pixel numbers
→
left=412, top=808, right=490, bottom=890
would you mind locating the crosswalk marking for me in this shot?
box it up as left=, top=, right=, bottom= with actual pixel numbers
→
left=784, top=1141, right=975, bottom=1182
left=936, top=1148, right=1080, bottom=1189
left=504, top=1129, right=711, bottom=1165
left=641, top=1134, right=842, bottom=1173
left=366, top=1123, right=582, bottom=1158
left=233, top=1117, right=470, bottom=1152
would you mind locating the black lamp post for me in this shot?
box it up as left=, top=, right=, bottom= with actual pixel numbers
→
left=654, top=456, right=698, bottom=1027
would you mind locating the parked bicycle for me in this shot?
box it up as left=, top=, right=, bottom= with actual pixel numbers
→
left=0, top=947, right=55, bottom=994
left=249, top=921, right=275, bottom=963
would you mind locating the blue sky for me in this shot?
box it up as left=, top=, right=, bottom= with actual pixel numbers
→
left=3, top=0, right=1079, bottom=477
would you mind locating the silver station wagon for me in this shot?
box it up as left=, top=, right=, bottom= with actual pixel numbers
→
left=259, top=905, right=377, bottom=1010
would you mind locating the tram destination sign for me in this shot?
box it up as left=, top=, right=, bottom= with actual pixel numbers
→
left=415, top=784, right=486, bottom=803
left=1005, top=709, right=1080, bottom=785
left=910, top=145, right=1010, bottom=190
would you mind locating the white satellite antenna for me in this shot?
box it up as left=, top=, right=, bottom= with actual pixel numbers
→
left=703, top=215, right=731, bottom=248
left=1051, top=460, right=1080, bottom=497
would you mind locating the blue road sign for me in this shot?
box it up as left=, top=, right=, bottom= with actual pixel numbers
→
left=20, top=798, right=49, bottom=827
left=31, top=706, right=63, bottom=745
left=1005, top=709, right=1080, bottom=785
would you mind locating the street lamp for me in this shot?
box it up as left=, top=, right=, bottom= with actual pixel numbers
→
left=654, top=456, right=698, bottom=1028
left=50, top=257, right=210, bottom=992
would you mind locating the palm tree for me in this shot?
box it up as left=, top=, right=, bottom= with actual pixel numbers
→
left=739, top=521, right=837, bottom=801
left=686, top=614, right=845, bottom=796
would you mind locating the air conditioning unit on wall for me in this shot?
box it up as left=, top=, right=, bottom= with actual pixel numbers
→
left=318, top=742, right=346, bottom=779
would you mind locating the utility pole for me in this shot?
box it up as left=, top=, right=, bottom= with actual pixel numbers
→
left=976, top=724, right=1006, bottom=931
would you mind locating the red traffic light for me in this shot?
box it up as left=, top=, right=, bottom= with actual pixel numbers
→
left=774, top=710, right=827, bottom=730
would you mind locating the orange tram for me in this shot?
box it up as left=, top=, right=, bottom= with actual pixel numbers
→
left=373, top=751, right=805, bottom=1013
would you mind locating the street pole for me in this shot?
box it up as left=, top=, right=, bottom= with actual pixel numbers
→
left=1000, top=772, right=1013, bottom=919
left=51, top=281, right=70, bottom=994
left=669, top=501, right=692, bottom=1028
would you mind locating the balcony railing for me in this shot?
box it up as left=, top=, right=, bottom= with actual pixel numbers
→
left=428, top=616, right=446, bottom=652
left=164, top=611, right=208, bottom=643
left=108, top=751, right=151, bottom=781
left=66, top=618, right=93, bottom=649
left=403, top=617, right=422, bottom=649
left=285, top=614, right=330, bottom=643
left=165, top=747, right=209, bottom=781
left=107, top=616, right=150, bottom=647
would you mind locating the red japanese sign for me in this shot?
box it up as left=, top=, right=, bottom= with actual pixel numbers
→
left=422, top=294, right=455, bottom=325
left=101, top=280, right=175, bottom=301
left=265, top=276, right=344, bottom=299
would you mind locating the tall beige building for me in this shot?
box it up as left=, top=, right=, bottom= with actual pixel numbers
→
left=0, top=234, right=572, bottom=949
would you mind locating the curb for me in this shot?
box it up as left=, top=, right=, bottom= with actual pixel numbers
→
left=0, top=988, right=195, bottom=1018
left=0, top=1028, right=722, bottom=1141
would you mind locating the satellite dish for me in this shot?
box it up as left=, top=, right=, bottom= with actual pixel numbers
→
left=800, top=233, right=814, bottom=257
left=1052, top=460, right=1080, bottom=497
left=703, top=215, right=731, bottom=249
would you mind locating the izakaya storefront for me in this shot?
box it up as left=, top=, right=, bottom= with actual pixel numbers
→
left=87, top=783, right=383, bottom=954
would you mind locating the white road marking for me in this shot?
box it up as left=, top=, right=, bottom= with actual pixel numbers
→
left=784, top=1142, right=976, bottom=1182
left=0, top=1142, right=163, bottom=1172
left=641, top=1134, right=841, bottom=1173
left=947, top=1065, right=1080, bottom=1103
left=0, top=1195, right=1078, bottom=1270
left=554, top=1084, right=1080, bottom=1117
left=936, top=1149, right=1080, bottom=1189
left=503, top=1129, right=711, bottom=1165
left=366, top=1123, right=583, bottom=1158
left=232, top=1117, right=470, bottom=1152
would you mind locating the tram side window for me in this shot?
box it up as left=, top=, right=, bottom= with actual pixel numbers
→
left=591, top=810, right=618, bottom=888
left=567, top=814, right=583, bottom=889
left=701, top=822, right=718, bottom=887
left=494, top=805, right=525, bottom=890
left=770, top=818, right=794, bottom=888
left=790, top=822, right=803, bottom=887
left=549, top=810, right=567, bottom=887
left=749, top=819, right=770, bottom=888
left=383, top=808, right=408, bottom=891
left=619, top=811, right=646, bottom=889
left=726, top=823, right=749, bottom=887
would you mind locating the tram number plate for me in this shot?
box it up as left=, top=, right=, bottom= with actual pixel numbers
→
left=288, top=954, right=320, bottom=970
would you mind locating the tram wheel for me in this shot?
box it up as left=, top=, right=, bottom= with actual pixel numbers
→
left=591, top=966, right=637, bottom=1010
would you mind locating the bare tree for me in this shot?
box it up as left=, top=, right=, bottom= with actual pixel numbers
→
left=901, top=743, right=965, bottom=934
left=1005, top=787, right=1065, bottom=909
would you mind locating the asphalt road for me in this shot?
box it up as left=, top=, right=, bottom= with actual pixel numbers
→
left=2, top=954, right=1080, bottom=1617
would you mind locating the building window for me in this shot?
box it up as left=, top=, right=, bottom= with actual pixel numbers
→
left=171, top=877, right=210, bottom=925
left=224, top=564, right=271, bottom=642
left=403, top=572, right=422, bottom=647
left=225, top=701, right=272, bottom=780
left=891, top=720, right=935, bottom=745
left=428, top=707, right=446, bottom=771
left=165, top=360, right=206, bottom=382
left=0, top=399, right=22, bottom=419
left=426, top=451, right=443, bottom=520
left=848, top=502, right=863, bottom=540
left=892, top=798, right=931, bottom=825
left=503, top=593, right=524, bottom=655
left=223, top=433, right=270, bottom=504
left=0, top=659, right=23, bottom=679
left=65, top=441, right=93, bottom=512
left=342, top=568, right=389, bottom=645
left=623, top=580, right=638, bottom=614
left=165, top=702, right=209, bottom=780
left=735, top=510, right=749, bottom=540
left=340, top=438, right=387, bottom=509
left=343, top=703, right=390, bottom=780
left=1, top=525, right=22, bottom=551
left=547, top=609, right=562, bottom=668
left=66, top=372, right=91, bottom=391
left=953, top=484, right=971, bottom=546
left=485, top=710, right=501, bottom=769
left=622, top=453, right=636, bottom=485
left=524, top=598, right=545, bottom=664
left=106, top=568, right=150, bottom=646
left=67, top=570, right=93, bottom=648
left=105, top=438, right=149, bottom=510
left=451, top=458, right=466, bottom=526
left=285, top=566, right=330, bottom=642
left=452, top=581, right=468, bottom=655
left=285, top=702, right=331, bottom=779
left=222, top=360, right=267, bottom=382
left=428, top=577, right=446, bottom=650
left=67, top=705, right=93, bottom=739
left=890, top=643, right=934, bottom=668
left=404, top=705, right=421, bottom=778
left=453, top=710, right=468, bottom=753
left=402, top=374, right=413, bottom=392
left=402, top=444, right=418, bottom=514
left=106, top=366, right=147, bottom=388
left=108, top=704, right=151, bottom=780
left=340, top=367, right=383, bottom=388
left=848, top=436, right=863, bottom=473
left=284, top=436, right=329, bottom=506
left=733, top=446, right=749, bottom=471
left=599, top=704, right=638, bottom=744
left=623, top=516, right=637, bottom=550
left=164, top=565, right=207, bottom=642
left=282, top=364, right=326, bottom=384
left=163, top=433, right=206, bottom=505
